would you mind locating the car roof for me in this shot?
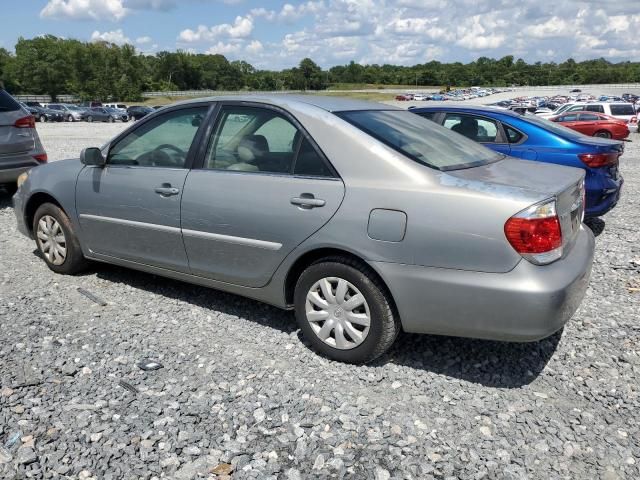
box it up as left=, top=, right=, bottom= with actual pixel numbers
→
left=172, top=94, right=398, bottom=113
left=410, top=104, right=523, bottom=118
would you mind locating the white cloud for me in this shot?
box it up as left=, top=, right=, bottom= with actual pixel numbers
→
left=246, top=40, right=264, bottom=54
left=90, top=29, right=131, bottom=45
left=178, top=15, right=254, bottom=43
left=41, top=0, right=128, bottom=21
left=136, top=36, right=152, bottom=44
left=206, top=41, right=242, bottom=55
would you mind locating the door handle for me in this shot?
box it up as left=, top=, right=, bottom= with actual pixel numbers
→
left=291, top=194, right=325, bottom=209
left=155, top=184, right=180, bottom=196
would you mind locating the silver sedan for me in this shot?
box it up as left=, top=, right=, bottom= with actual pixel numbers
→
left=13, top=95, right=594, bottom=363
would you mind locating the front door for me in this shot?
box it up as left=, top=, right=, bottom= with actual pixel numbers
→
left=181, top=104, right=345, bottom=287
left=76, top=105, right=209, bottom=272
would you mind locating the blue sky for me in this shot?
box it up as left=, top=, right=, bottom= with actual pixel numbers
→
left=2, top=1, right=640, bottom=69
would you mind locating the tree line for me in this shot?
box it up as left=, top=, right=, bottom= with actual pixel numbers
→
left=1, top=35, right=639, bottom=101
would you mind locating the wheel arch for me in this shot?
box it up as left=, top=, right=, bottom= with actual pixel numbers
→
left=283, top=247, right=399, bottom=316
left=24, top=192, right=65, bottom=235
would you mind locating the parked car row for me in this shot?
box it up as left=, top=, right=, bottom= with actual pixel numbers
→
left=395, top=87, right=510, bottom=102
left=18, top=101, right=163, bottom=123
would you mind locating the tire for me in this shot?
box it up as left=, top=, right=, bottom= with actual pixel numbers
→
left=108, top=116, right=114, bottom=123
left=87, top=116, right=93, bottom=123
left=594, top=130, right=611, bottom=138
left=40, top=115, right=47, bottom=123
left=67, top=115, right=74, bottom=122
left=33, top=203, right=88, bottom=275
left=294, top=256, right=400, bottom=364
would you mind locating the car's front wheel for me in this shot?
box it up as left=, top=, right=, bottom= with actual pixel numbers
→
left=294, top=257, right=400, bottom=364
left=87, top=116, right=93, bottom=123
left=108, top=116, right=114, bottom=123
left=67, top=115, right=74, bottom=122
left=33, top=203, right=88, bottom=274
left=40, top=115, right=47, bottom=123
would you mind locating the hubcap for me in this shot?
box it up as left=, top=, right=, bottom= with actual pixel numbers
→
left=305, top=277, right=371, bottom=350
left=36, top=215, right=67, bottom=266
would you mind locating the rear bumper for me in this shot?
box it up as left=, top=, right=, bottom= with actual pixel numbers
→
left=0, top=156, right=40, bottom=184
left=371, top=226, right=594, bottom=342
left=585, top=173, right=623, bottom=218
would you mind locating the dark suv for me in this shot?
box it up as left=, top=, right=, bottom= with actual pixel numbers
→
left=0, top=89, right=47, bottom=190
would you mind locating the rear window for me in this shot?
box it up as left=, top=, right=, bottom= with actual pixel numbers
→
left=610, top=104, right=635, bottom=116
left=0, top=90, right=20, bottom=112
left=338, top=110, right=502, bottom=171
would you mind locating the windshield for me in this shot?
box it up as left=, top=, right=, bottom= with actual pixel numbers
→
left=338, top=110, right=503, bottom=171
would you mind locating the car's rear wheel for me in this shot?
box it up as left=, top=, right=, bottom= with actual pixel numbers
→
left=87, top=116, right=93, bottom=123
left=294, top=257, right=400, bottom=364
left=33, top=203, right=88, bottom=274
left=40, top=115, right=47, bottom=123
left=594, top=130, right=611, bottom=138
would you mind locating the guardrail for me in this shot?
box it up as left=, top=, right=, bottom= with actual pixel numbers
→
left=14, top=94, right=79, bottom=103
left=141, top=90, right=305, bottom=98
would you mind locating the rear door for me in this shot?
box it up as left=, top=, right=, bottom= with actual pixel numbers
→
left=76, top=105, right=210, bottom=271
left=0, top=90, right=35, bottom=155
left=577, top=113, right=601, bottom=135
left=181, top=103, right=345, bottom=287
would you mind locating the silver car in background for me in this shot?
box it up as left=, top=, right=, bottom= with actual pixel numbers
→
left=0, top=89, right=47, bottom=191
left=47, top=103, right=86, bottom=122
left=13, top=95, right=594, bottom=364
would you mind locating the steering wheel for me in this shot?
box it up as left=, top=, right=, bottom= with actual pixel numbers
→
left=149, top=144, right=186, bottom=167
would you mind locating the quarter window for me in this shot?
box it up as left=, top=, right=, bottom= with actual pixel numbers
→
left=107, top=106, right=207, bottom=168
left=443, top=113, right=499, bottom=143
left=294, top=138, right=332, bottom=177
left=610, top=104, right=635, bottom=115
left=504, top=125, right=524, bottom=143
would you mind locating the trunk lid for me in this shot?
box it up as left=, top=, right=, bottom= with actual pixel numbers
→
left=449, top=157, right=585, bottom=256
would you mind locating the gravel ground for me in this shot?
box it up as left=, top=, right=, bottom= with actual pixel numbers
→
left=0, top=122, right=639, bottom=480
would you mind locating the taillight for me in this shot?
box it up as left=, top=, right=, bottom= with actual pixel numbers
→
left=504, top=199, right=563, bottom=265
left=14, top=115, right=36, bottom=129
left=33, top=153, right=48, bottom=163
left=578, top=152, right=619, bottom=168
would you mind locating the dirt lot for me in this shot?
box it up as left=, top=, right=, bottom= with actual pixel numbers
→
left=0, top=119, right=639, bottom=479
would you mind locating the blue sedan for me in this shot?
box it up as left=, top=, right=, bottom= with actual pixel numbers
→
left=410, top=105, right=624, bottom=218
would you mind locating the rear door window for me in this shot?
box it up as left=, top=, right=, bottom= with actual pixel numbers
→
left=0, top=90, right=20, bottom=112
left=578, top=113, right=600, bottom=121
left=442, top=113, right=499, bottom=143
left=585, top=105, right=605, bottom=113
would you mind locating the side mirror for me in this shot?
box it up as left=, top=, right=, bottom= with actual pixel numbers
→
left=80, top=147, right=106, bottom=166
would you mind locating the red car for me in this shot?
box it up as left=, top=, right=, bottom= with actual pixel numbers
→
left=550, top=111, right=629, bottom=140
